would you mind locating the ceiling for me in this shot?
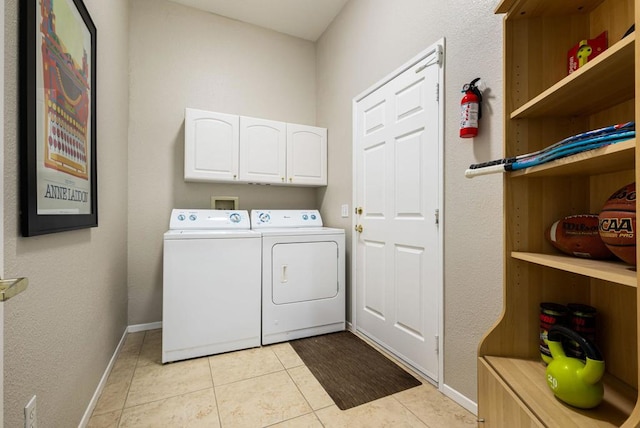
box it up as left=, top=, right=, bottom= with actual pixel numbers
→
left=168, top=0, right=349, bottom=41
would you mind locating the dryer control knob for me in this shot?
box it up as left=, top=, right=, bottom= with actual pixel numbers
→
left=177, top=214, right=185, bottom=221
left=259, top=212, right=271, bottom=223
left=229, top=213, right=241, bottom=223
left=189, top=214, right=197, bottom=221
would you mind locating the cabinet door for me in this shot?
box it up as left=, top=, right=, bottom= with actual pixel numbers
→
left=184, top=108, right=239, bottom=182
left=478, top=359, right=543, bottom=427
left=239, top=116, right=286, bottom=184
left=286, top=124, right=327, bottom=186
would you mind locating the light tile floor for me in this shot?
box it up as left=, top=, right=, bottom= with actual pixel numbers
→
left=87, top=329, right=477, bottom=427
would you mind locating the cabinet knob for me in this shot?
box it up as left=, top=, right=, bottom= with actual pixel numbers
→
left=289, top=177, right=293, bottom=182
left=233, top=174, right=237, bottom=179
left=281, top=177, right=285, bottom=182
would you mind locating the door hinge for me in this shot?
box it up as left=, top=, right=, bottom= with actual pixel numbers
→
left=435, top=335, right=439, bottom=354
left=435, top=83, right=439, bottom=102
left=434, top=209, right=439, bottom=225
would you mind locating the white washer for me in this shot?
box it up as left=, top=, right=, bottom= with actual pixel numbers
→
left=251, top=209, right=345, bottom=345
left=162, top=209, right=261, bottom=363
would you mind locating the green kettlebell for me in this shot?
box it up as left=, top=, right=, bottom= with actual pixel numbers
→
left=545, top=325, right=605, bottom=409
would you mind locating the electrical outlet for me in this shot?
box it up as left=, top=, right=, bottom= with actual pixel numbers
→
left=341, top=204, right=349, bottom=218
left=24, top=395, right=37, bottom=428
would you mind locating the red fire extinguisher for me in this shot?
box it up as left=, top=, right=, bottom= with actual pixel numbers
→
left=460, top=78, right=483, bottom=138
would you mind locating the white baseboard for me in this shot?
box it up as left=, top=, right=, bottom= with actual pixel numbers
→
left=79, top=321, right=162, bottom=427
left=77, top=328, right=128, bottom=428
left=441, top=383, right=477, bottom=415
left=128, top=321, right=162, bottom=333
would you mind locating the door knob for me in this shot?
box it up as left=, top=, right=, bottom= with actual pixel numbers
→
left=0, top=277, right=28, bottom=302
left=355, top=224, right=363, bottom=233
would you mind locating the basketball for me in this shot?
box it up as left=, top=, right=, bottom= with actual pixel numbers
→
left=598, top=182, right=636, bottom=265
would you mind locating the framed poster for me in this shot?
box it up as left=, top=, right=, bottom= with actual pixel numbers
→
left=20, top=0, right=97, bottom=236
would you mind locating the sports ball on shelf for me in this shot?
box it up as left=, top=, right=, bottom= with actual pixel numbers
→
left=546, top=215, right=614, bottom=259
left=598, top=182, right=636, bottom=265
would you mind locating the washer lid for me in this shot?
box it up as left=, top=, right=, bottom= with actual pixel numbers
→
left=251, top=209, right=323, bottom=229
left=169, top=209, right=251, bottom=230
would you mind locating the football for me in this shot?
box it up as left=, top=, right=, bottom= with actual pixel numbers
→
left=546, top=214, right=615, bottom=259
left=598, top=182, right=636, bottom=265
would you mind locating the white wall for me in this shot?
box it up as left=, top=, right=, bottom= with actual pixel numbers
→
left=127, top=0, right=320, bottom=324
left=315, top=0, right=505, bottom=402
left=3, top=0, right=130, bottom=425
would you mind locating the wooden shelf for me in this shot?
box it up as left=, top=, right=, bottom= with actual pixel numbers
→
left=511, top=252, right=637, bottom=287
left=484, top=356, right=637, bottom=427
left=510, top=35, right=635, bottom=119
left=510, top=139, right=635, bottom=178
left=496, top=0, right=604, bottom=16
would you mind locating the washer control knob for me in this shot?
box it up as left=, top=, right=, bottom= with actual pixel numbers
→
left=177, top=214, right=186, bottom=221
left=311, top=214, right=317, bottom=220
left=229, top=213, right=241, bottom=223
left=189, top=214, right=197, bottom=221
left=303, top=214, right=309, bottom=220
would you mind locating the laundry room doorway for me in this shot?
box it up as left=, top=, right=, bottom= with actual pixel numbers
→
left=352, top=40, right=444, bottom=384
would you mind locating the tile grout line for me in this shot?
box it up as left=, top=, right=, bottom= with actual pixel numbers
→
left=113, top=331, right=145, bottom=428
left=280, top=345, right=332, bottom=427
left=283, top=364, right=317, bottom=424
left=207, top=356, right=224, bottom=428
left=390, top=393, right=432, bottom=428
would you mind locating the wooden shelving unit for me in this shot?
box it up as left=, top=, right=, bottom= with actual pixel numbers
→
left=478, top=0, right=640, bottom=426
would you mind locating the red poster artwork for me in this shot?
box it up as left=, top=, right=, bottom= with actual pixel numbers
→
left=40, top=0, right=90, bottom=181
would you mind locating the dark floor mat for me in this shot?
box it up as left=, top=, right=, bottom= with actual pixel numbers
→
left=289, top=331, right=422, bottom=410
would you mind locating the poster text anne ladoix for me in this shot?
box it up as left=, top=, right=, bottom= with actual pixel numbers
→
left=43, top=184, right=88, bottom=203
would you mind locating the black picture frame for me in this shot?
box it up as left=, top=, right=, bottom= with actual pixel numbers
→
left=20, top=0, right=97, bottom=236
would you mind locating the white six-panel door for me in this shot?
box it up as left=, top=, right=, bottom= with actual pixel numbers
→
left=354, top=42, right=443, bottom=382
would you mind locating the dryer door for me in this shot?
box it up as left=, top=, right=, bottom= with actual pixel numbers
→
left=272, top=241, right=338, bottom=304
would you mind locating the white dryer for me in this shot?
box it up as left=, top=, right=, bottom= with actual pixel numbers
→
left=162, top=209, right=261, bottom=363
left=251, top=209, right=345, bottom=345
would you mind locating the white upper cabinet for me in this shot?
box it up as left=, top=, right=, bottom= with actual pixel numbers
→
left=286, top=124, right=327, bottom=186
left=184, top=108, right=239, bottom=182
left=184, top=108, right=327, bottom=186
left=239, top=116, right=286, bottom=184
